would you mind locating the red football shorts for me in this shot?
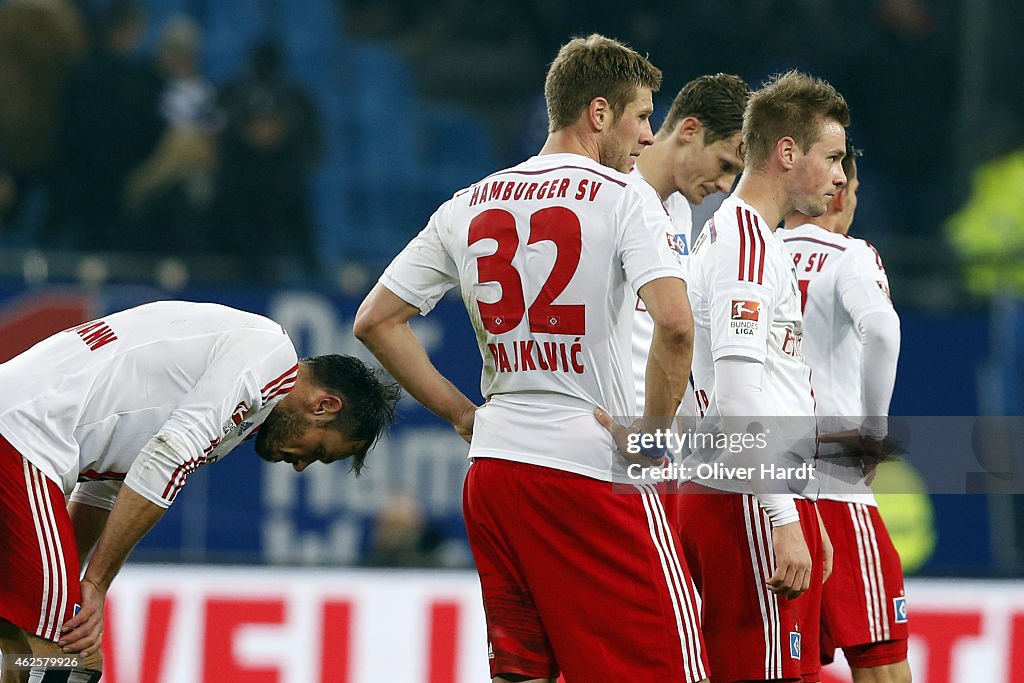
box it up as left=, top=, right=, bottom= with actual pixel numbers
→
left=817, top=499, right=909, bottom=669
left=463, top=457, right=708, bottom=682
left=0, top=433, right=82, bottom=643
left=671, top=483, right=823, bottom=683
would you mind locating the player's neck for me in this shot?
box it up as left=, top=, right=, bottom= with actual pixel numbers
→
left=635, top=140, right=674, bottom=201
left=783, top=215, right=839, bottom=233
left=733, top=173, right=789, bottom=231
left=539, top=129, right=600, bottom=164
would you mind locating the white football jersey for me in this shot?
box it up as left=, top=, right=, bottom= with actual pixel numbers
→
left=783, top=224, right=896, bottom=504
left=684, top=195, right=817, bottom=495
left=629, top=175, right=697, bottom=422
left=380, top=153, right=685, bottom=482
left=0, top=301, right=298, bottom=508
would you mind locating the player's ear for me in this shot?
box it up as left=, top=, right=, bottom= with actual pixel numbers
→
left=589, top=96, right=610, bottom=131
left=677, top=116, right=702, bottom=144
left=777, top=136, right=797, bottom=169
left=313, top=394, right=343, bottom=417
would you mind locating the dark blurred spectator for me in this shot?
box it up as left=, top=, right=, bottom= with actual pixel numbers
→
left=155, top=15, right=220, bottom=132
left=122, top=128, right=217, bottom=256
left=119, top=16, right=220, bottom=255
left=48, top=0, right=164, bottom=251
left=0, top=0, right=87, bottom=174
left=211, top=40, right=322, bottom=278
left=360, top=492, right=473, bottom=568
left=0, top=0, right=87, bottom=246
left=218, top=40, right=322, bottom=165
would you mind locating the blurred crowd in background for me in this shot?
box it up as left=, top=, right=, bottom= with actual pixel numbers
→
left=0, top=0, right=1022, bottom=301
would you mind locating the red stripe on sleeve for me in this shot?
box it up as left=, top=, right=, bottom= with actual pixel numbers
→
left=736, top=206, right=747, bottom=281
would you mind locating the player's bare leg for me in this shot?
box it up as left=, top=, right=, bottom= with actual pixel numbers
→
left=0, top=627, right=103, bottom=683
left=1, top=619, right=32, bottom=683
left=851, top=659, right=911, bottom=683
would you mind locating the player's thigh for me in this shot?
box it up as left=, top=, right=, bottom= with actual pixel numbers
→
left=464, top=459, right=559, bottom=681
left=524, top=479, right=706, bottom=681
left=468, top=459, right=707, bottom=682
left=818, top=500, right=908, bottom=662
left=676, top=486, right=813, bottom=683
left=0, top=440, right=82, bottom=644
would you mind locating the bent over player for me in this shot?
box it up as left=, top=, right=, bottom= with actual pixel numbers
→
left=0, top=301, right=399, bottom=683
left=355, top=35, right=708, bottom=683
left=783, top=143, right=910, bottom=683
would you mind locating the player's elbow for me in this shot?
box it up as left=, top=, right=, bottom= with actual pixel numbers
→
left=353, top=293, right=393, bottom=346
left=652, top=303, right=694, bottom=352
left=352, top=304, right=382, bottom=345
left=860, top=310, right=901, bottom=355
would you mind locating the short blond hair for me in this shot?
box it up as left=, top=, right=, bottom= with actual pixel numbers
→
left=743, top=71, right=850, bottom=170
left=544, top=34, right=662, bottom=133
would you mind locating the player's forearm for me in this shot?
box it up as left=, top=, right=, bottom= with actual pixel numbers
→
left=82, top=485, right=166, bottom=590
left=858, top=310, right=900, bottom=438
left=643, top=323, right=692, bottom=429
left=359, top=319, right=474, bottom=427
left=716, top=356, right=799, bottom=525
left=67, top=501, right=111, bottom=569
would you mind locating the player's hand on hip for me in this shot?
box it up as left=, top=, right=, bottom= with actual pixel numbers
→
left=60, top=578, right=106, bottom=657
left=817, top=510, right=834, bottom=584
left=767, top=521, right=812, bottom=599
left=454, top=405, right=477, bottom=444
left=594, top=408, right=668, bottom=467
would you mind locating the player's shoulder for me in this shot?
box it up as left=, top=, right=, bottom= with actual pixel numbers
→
left=707, top=194, right=767, bottom=248
left=843, top=234, right=888, bottom=271
left=780, top=223, right=849, bottom=249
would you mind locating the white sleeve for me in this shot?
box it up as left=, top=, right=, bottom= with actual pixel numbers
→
left=379, top=203, right=459, bottom=315
left=837, top=246, right=900, bottom=438
left=124, top=330, right=298, bottom=508
left=855, top=310, right=900, bottom=439
left=715, top=356, right=799, bottom=526
left=68, top=480, right=123, bottom=510
left=618, top=183, right=687, bottom=294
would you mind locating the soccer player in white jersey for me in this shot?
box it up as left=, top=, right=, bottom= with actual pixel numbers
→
left=355, top=35, right=709, bottom=683
left=0, top=301, right=398, bottom=683
left=674, top=72, right=848, bottom=683
left=783, top=144, right=910, bottom=683
left=631, top=73, right=750, bottom=419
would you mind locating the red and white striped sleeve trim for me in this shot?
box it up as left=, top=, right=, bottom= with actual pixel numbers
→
left=261, top=363, right=298, bottom=404
left=160, top=436, right=220, bottom=502
left=736, top=206, right=766, bottom=285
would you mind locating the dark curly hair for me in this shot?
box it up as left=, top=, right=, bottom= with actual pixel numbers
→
left=302, top=354, right=401, bottom=475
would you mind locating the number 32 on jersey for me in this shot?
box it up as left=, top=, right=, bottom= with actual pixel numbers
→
left=469, top=207, right=586, bottom=336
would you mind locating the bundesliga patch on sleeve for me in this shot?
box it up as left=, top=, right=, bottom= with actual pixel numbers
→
left=729, top=299, right=761, bottom=336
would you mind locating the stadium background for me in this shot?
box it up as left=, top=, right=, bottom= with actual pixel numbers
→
left=0, top=0, right=1022, bottom=680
